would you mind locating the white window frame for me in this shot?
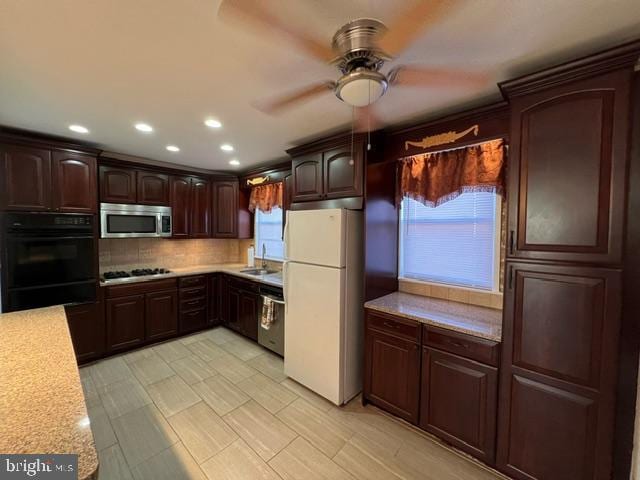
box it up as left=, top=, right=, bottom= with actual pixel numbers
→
left=254, top=207, right=284, bottom=262
left=398, top=193, right=502, bottom=293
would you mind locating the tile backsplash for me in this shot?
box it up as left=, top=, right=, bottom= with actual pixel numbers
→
left=399, top=278, right=503, bottom=310
left=99, top=238, right=243, bottom=271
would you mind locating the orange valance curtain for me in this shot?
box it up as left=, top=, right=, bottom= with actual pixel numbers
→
left=398, top=138, right=506, bottom=207
left=248, top=182, right=283, bottom=213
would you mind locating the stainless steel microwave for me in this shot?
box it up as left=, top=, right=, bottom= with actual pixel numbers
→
left=100, top=203, right=172, bottom=238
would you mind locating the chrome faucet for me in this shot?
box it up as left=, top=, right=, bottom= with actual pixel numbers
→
left=262, top=244, right=267, bottom=270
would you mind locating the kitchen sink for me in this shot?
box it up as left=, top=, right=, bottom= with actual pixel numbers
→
left=240, top=268, right=279, bottom=276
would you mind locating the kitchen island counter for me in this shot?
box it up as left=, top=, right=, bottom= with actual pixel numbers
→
left=0, top=306, right=98, bottom=480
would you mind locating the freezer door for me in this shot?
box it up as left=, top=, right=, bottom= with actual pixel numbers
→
left=285, top=209, right=345, bottom=267
left=284, top=261, right=344, bottom=405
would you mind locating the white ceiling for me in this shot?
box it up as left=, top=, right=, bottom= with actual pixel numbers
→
left=1, top=0, right=639, bottom=171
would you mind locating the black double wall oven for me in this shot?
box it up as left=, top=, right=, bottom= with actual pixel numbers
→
left=2, top=213, right=97, bottom=312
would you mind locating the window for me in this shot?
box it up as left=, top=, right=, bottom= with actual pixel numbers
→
left=399, top=192, right=500, bottom=291
left=254, top=207, right=284, bottom=261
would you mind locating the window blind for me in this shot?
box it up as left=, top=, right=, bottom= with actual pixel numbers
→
left=399, top=192, right=498, bottom=290
left=255, top=207, right=284, bottom=260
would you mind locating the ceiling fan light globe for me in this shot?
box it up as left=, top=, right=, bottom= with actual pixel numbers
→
left=335, top=70, right=387, bottom=107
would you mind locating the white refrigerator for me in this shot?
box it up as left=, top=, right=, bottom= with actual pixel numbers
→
left=283, top=208, right=364, bottom=405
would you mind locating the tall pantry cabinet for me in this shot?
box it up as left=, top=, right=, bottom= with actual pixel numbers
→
left=496, top=46, right=638, bottom=480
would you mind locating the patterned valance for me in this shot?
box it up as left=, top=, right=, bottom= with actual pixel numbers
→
left=248, top=182, right=283, bottom=213
left=398, top=138, right=506, bottom=207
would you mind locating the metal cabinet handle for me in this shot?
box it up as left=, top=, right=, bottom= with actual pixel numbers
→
left=447, top=339, right=469, bottom=349
left=383, top=321, right=398, bottom=329
left=509, top=230, right=515, bottom=255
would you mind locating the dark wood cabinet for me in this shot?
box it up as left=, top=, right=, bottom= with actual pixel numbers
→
left=497, top=262, right=621, bottom=479
left=209, top=274, right=219, bottom=325
left=212, top=181, right=238, bottom=238
left=420, top=347, right=498, bottom=464
left=324, top=147, right=363, bottom=199
left=99, top=166, right=137, bottom=204
left=364, top=312, right=421, bottom=423
left=239, top=290, right=259, bottom=341
left=106, top=294, right=145, bottom=352
left=145, top=289, right=178, bottom=341
left=178, top=275, right=208, bottom=333
left=65, top=302, right=105, bottom=363
left=506, top=70, right=630, bottom=265
left=170, top=176, right=191, bottom=238
left=291, top=153, right=323, bottom=202
left=137, top=171, right=169, bottom=205
left=51, top=152, right=97, bottom=213
left=0, top=144, right=52, bottom=211
left=226, top=285, right=241, bottom=334
left=190, top=177, right=211, bottom=237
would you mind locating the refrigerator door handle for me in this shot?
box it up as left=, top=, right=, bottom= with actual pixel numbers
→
left=284, top=214, right=290, bottom=260
left=282, top=260, right=289, bottom=315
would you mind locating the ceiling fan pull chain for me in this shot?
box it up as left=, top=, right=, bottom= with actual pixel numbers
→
left=367, top=83, right=372, bottom=151
left=351, top=106, right=355, bottom=165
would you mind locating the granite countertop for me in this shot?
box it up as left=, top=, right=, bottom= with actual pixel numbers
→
left=365, top=291, right=502, bottom=342
left=0, top=306, right=98, bottom=480
left=100, top=263, right=283, bottom=288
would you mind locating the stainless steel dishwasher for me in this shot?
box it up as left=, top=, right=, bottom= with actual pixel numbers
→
left=258, top=285, right=285, bottom=357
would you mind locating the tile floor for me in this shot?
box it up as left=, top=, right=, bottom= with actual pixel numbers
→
left=81, top=327, right=505, bottom=480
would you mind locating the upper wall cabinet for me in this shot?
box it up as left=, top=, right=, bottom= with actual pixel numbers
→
left=504, top=69, right=631, bottom=265
left=212, top=180, right=238, bottom=238
left=99, top=166, right=136, bottom=204
left=0, top=143, right=97, bottom=213
left=170, top=175, right=191, bottom=238
left=288, top=135, right=366, bottom=204
left=190, top=177, right=211, bottom=238
left=137, top=171, right=169, bottom=205
left=170, top=175, right=210, bottom=238
left=100, top=166, right=170, bottom=206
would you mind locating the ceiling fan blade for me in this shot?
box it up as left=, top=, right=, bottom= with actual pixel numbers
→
left=389, top=66, right=489, bottom=89
left=253, top=81, right=336, bottom=114
left=378, top=0, right=460, bottom=57
left=354, top=105, right=383, bottom=133
left=218, top=0, right=336, bottom=63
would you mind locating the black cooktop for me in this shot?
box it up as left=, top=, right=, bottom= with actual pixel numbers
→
left=103, top=268, right=171, bottom=280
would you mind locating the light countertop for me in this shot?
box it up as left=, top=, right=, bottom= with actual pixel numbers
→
left=100, top=263, right=283, bottom=288
left=0, top=306, right=98, bottom=480
left=365, top=291, right=502, bottom=342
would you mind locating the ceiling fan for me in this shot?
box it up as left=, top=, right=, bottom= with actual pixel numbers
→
left=218, top=0, right=488, bottom=131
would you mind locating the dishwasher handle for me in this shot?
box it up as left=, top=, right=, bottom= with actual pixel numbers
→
left=262, top=294, right=285, bottom=305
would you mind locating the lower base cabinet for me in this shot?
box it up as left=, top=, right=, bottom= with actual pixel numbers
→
left=106, top=294, right=145, bottom=352
left=225, top=276, right=260, bottom=341
left=145, top=290, right=178, bottom=341
left=420, top=347, right=498, bottom=464
left=364, top=308, right=500, bottom=468
left=65, top=302, right=105, bottom=363
left=178, top=276, right=208, bottom=334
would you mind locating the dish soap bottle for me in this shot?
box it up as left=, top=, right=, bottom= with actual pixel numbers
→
left=247, top=244, right=255, bottom=267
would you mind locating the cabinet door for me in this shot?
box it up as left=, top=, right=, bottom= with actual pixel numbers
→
left=0, top=144, right=51, bottom=211
left=323, top=146, right=363, bottom=199
left=52, top=151, right=97, bottom=213
left=240, top=290, right=259, bottom=341
left=226, top=286, right=242, bottom=334
left=180, top=308, right=207, bottom=334
left=106, top=294, right=145, bottom=352
left=283, top=173, right=293, bottom=236
left=212, top=181, right=238, bottom=238
left=421, top=348, right=497, bottom=464
left=364, top=327, right=420, bottom=423
left=507, top=70, right=630, bottom=264
left=292, top=153, right=323, bottom=202
left=209, top=274, right=219, bottom=325
left=170, top=176, right=191, bottom=238
left=137, top=171, right=169, bottom=206
left=65, top=302, right=105, bottom=364
left=191, top=177, right=211, bottom=237
left=100, top=166, right=137, bottom=204
left=497, top=262, right=621, bottom=479
left=145, top=289, right=178, bottom=341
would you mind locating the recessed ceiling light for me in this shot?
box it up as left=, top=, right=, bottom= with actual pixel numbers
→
left=135, top=123, right=153, bottom=133
left=69, top=125, right=89, bottom=134
left=220, top=144, right=234, bottom=152
left=166, top=145, right=180, bottom=152
left=229, top=159, right=240, bottom=166
left=204, top=118, right=222, bottom=128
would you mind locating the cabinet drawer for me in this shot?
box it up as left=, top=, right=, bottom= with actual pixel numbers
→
left=179, top=275, right=206, bottom=288
left=228, top=276, right=259, bottom=293
left=180, top=297, right=207, bottom=312
left=423, top=326, right=500, bottom=367
left=179, top=286, right=206, bottom=301
left=366, top=310, right=421, bottom=343
left=104, top=278, right=177, bottom=298
left=179, top=307, right=207, bottom=333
